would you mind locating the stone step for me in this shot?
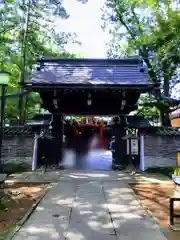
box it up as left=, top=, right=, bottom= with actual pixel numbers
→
left=0, top=173, right=7, bottom=184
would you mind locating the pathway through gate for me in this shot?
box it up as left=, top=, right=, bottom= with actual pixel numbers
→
left=11, top=170, right=167, bottom=240
left=63, top=130, right=112, bottom=170
left=62, top=149, right=112, bottom=170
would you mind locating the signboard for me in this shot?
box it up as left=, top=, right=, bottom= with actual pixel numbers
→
left=131, top=139, right=139, bottom=155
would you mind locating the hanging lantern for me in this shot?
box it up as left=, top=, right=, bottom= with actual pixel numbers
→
left=121, top=100, right=126, bottom=110
left=87, top=93, right=92, bottom=105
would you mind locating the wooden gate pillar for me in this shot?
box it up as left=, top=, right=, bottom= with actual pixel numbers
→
left=112, top=115, right=127, bottom=169
left=51, top=114, right=64, bottom=165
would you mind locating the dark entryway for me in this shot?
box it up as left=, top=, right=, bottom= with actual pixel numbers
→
left=63, top=120, right=112, bottom=170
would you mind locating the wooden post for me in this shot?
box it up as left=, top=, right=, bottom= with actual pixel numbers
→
left=113, top=115, right=127, bottom=169
left=59, top=115, right=64, bottom=165
left=51, top=114, right=64, bottom=165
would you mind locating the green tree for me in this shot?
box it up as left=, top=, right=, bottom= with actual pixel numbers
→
left=136, top=94, right=159, bottom=122
left=0, top=0, right=84, bottom=122
left=103, top=0, right=180, bottom=126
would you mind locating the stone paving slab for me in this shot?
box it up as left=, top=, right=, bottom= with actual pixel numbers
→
left=116, top=218, right=166, bottom=240
left=12, top=172, right=167, bottom=240
left=12, top=181, right=76, bottom=240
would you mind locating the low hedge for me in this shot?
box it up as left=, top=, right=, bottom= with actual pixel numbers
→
left=145, top=167, right=175, bottom=178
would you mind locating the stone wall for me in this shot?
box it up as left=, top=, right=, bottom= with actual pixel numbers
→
left=144, top=135, right=178, bottom=169
left=1, top=128, right=180, bottom=169
left=2, top=136, right=33, bottom=167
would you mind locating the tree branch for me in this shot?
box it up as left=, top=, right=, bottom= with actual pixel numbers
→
left=0, top=26, right=17, bottom=35
left=116, top=10, right=157, bottom=83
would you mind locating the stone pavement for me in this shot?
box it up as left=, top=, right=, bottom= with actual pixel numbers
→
left=11, top=170, right=167, bottom=240
left=6, top=169, right=170, bottom=184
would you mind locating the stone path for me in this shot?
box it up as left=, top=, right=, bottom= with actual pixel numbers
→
left=11, top=170, right=167, bottom=240
left=6, top=169, right=170, bottom=184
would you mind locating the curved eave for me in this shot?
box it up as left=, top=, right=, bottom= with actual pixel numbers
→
left=21, top=82, right=155, bottom=92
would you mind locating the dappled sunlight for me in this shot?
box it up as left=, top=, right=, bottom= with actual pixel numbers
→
left=114, top=212, right=143, bottom=220
left=11, top=175, right=168, bottom=239
left=36, top=206, right=45, bottom=212
left=25, top=226, right=56, bottom=233
left=66, top=172, right=112, bottom=178
left=101, top=203, right=141, bottom=213
left=116, top=175, right=134, bottom=181
left=135, top=175, right=170, bottom=183
left=56, top=198, right=74, bottom=205
left=104, top=187, right=132, bottom=194
left=68, top=174, right=89, bottom=179
left=20, top=225, right=67, bottom=239
left=104, top=190, right=134, bottom=201
left=6, top=169, right=147, bottom=183
left=69, top=208, right=115, bottom=235
left=0, top=183, right=48, bottom=234
left=116, top=172, right=127, bottom=176
left=5, top=179, right=19, bottom=184
left=131, top=182, right=180, bottom=234
left=66, top=230, right=85, bottom=240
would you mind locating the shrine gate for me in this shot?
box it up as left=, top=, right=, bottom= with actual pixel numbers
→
left=23, top=58, right=155, bottom=169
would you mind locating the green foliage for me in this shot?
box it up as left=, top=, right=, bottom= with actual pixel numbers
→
left=0, top=199, right=6, bottom=211
left=3, top=162, right=30, bottom=175
left=137, top=94, right=159, bottom=120
left=0, top=0, right=83, bottom=121
left=145, top=166, right=175, bottom=178
left=103, top=0, right=180, bottom=125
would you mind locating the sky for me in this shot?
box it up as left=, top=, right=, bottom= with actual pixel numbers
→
left=53, top=0, right=180, bottom=98
left=55, top=0, right=109, bottom=58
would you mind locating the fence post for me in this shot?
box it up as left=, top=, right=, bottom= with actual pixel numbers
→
left=32, top=133, right=38, bottom=171
left=140, top=134, right=145, bottom=171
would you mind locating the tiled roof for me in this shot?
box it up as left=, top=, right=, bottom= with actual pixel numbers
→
left=27, top=58, right=152, bottom=86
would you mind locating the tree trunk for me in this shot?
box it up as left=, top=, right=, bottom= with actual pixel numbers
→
left=23, top=95, right=29, bottom=123
left=19, top=0, right=31, bottom=125
left=161, top=71, right=171, bottom=127
left=160, top=109, right=171, bottom=127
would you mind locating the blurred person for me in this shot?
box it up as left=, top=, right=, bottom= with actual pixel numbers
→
left=89, top=133, right=99, bottom=149
left=64, top=120, right=74, bottom=149
left=73, top=131, right=88, bottom=168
